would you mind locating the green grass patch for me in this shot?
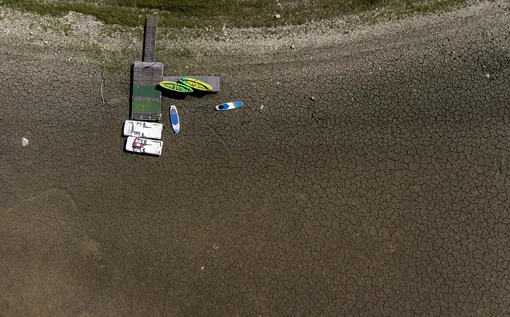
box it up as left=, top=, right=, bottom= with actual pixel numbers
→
left=2, top=0, right=471, bottom=28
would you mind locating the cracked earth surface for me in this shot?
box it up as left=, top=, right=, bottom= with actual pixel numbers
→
left=1, top=1, right=510, bottom=316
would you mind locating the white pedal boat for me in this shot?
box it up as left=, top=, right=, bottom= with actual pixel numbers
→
left=123, top=120, right=163, bottom=140
left=125, top=136, right=163, bottom=156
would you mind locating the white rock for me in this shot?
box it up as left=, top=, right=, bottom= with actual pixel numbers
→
left=22, top=137, right=29, bottom=147
left=275, top=14, right=281, bottom=19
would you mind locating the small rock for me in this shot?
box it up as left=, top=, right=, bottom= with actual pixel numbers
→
left=22, top=137, right=29, bottom=147
left=290, top=44, right=295, bottom=49
left=343, top=30, right=350, bottom=34
left=29, top=32, right=33, bottom=35
left=310, top=96, right=316, bottom=101
left=275, top=14, right=281, bottom=19
left=44, top=41, right=48, bottom=44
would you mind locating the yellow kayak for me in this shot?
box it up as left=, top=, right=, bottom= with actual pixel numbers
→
left=178, top=77, right=213, bottom=92
left=159, top=81, right=193, bottom=93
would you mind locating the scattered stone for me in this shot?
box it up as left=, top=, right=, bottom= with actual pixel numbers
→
left=290, top=44, right=295, bottom=49
left=275, top=14, right=281, bottom=19
left=22, top=137, right=29, bottom=147
left=310, top=96, right=316, bottom=101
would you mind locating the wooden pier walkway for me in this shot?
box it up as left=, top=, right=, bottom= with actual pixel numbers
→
left=131, top=17, right=162, bottom=121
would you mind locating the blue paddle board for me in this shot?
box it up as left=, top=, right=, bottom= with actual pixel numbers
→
left=215, top=101, right=243, bottom=111
left=170, top=105, right=180, bottom=133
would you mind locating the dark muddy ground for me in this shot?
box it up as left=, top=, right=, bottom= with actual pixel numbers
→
left=1, top=3, right=510, bottom=316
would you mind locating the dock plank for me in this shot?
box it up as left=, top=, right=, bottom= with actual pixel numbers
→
left=143, top=16, right=157, bottom=62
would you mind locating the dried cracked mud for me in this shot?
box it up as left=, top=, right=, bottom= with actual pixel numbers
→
left=1, top=2, right=510, bottom=316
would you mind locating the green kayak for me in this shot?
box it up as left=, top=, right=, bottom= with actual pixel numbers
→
left=159, top=81, right=193, bottom=93
left=178, top=77, right=213, bottom=92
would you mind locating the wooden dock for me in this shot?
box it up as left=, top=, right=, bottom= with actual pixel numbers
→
left=130, top=16, right=221, bottom=122
left=143, top=16, right=157, bottom=62
left=131, top=61, right=163, bottom=121
left=131, top=17, right=162, bottom=121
